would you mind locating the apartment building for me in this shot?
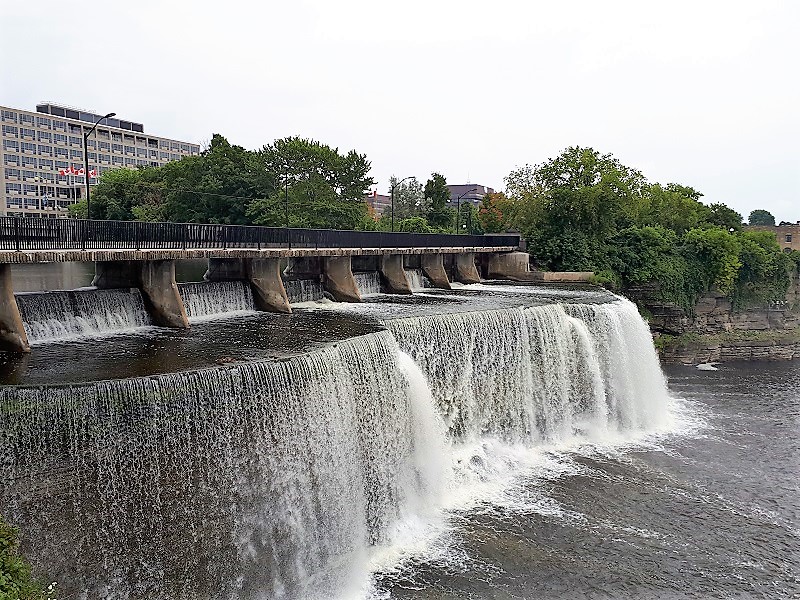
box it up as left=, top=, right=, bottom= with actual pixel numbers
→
left=0, top=102, right=201, bottom=217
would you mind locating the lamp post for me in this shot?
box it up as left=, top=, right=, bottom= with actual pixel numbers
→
left=83, top=112, right=115, bottom=219
left=390, top=176, right=415, bottom=233
left=455, top=187, right=478, bottom=234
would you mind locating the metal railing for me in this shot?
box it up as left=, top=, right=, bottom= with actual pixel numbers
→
left=0, top=217, right=520, bottom=252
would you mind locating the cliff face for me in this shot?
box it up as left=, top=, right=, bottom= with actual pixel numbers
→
left=626, top=271, right=800, bottom=363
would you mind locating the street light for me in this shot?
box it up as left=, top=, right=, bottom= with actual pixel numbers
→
left=455, top=187, right=478, bottom=234
left=390, top=176, right=415, bottom=233
left=83, top=112, right=115, bottom=219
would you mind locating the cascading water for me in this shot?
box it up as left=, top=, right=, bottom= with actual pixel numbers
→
left=405, top=269, right=430, bottom=291
left=15, top=288, right=152, bottom=343
left=284, top=278, right=324, bottom=303
left=354, top=271, right=382, bottom=297
left=0, top=292, right=674, bottom=599
left=178, top=281, right=255, bottom=319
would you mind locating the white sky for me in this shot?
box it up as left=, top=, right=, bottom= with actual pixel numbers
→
left=2, top=1, right=798, bottom=222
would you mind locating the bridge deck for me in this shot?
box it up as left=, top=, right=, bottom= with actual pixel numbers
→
left=0, top=246, right=519, bottom=264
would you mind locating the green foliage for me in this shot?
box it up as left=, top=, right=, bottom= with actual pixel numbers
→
left=388, top=176, right=425, bottom=220
left=748, top=209, right=776, bottom=226
left=0, top=517, right=46, bottom=599
left=457, top=202, right=483, bottom=235
left=506, top=145, right=793, bottom=311
left=477, top=192, right=514, bottom=234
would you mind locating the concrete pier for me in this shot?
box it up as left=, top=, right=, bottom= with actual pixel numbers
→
left=139, top=260, right=190, bottom=328
left=380, top=255, right=412, bottom=294
left=248, top=258, right=291, bottom=313
left=0, top=265, right=30, bottom=353
left=324, top=256, right=362, bottom=302
left=421, top=254, right=451, bottom=290
left=454, top=252, right=481, bottom=284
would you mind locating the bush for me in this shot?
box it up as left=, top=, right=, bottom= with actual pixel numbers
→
left=0, top=516, right=47, bottom=599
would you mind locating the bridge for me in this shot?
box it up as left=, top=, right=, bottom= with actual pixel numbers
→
left=0, top=217, right=528, bottom=353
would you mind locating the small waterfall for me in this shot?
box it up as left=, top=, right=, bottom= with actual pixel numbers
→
left=355, top=271, right=381, bottom=297
left=0, top=333, right=443, bottom=599
left=15, top=289, right=151, bottom=343
left=406, top=269, right=431, bottom=291
left=178, top=281, right=254, bottom=319
left=284, top=278, right=325, bottom=303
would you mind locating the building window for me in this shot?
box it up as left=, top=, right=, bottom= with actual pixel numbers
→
left=21, top=142, right=37, bottom=153
left=86, top=139, right=96, bottom=149
left=69, top=124, right=83, bottom=135
left=98, top=141, right=110, bottom=151
left=111, top=132, right=122, bottom=142
left=21, top=156, right=36, bottom=168
left=68, top=136, right=81, bottom=146
left=786, top=234, right=792, bottom=243
left=36, top=116, right=51, bottom=129
left=124, top=134, right=135, bottom=143
left=159, top=141, right=170, bottom=150
left=70, top=149, right=83, bottom=160
left=88, top=152, right=97, bottom=161
left=136, top=147, right=147, bottom=158
left=22, top=170, right=36, bottom=181
left=5, top=183, right=22, bottom=194
left=19, top=113, right=34, bottom=125
left=53, top=120, right=67, bottom=131
left=149, top=149, right=158, bottom=159
left=112, top=143, right=123, bottom=153
left=20, top=127, right=35, bottom=139
left=171, top=153, right=179, bottom=161
left=1, top=110, right=17, bottom=123
left=3, top=154, right=20, bottom=166
left=38, top=144, right=53, bottom=155
left=2, top=140, right=19, bottom=152
left=55, top=148, right=69, bottom=159
left=38, top=131, right=52, bottom=142
left=97, top=129, right=110, bottom=140
left=125, top=145, right=136, bottom=155
left=112, top=156, right=123, bottom=165
left=125, top=158, right=135, bottom=167
left=5, top=168, right=20, bottom=179
left=54, top=133, right=67, bottom=145
left=2, top=125, right=18, bottom=137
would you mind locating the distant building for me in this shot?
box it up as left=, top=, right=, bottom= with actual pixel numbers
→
left=365, top=191, right=392, bottom=216
left=749, top=222, right=800, bottom=252
left=1, top=102, right=200, bottom=217
left=447, top=184, right=494, bottom=207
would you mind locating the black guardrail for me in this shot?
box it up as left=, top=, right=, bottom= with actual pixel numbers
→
left=0, top=217, right=520, bottom=252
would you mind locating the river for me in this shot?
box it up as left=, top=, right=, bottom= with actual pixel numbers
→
left=0, top=273, right=797, bottom=599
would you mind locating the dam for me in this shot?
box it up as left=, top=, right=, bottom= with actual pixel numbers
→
left=1, top=243, right=797, bottom=598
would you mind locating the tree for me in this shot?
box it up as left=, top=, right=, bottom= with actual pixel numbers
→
left=707, top=202, right=743, bottom=231
left=423, top=173, right=455, bottom=231
left=388, top=176, right=425, bottom=220
left=247, top=136, right=374, bottom=230
left=748, top=209, right=776, bottom=226
left=458, top=202, right=483, bottom=234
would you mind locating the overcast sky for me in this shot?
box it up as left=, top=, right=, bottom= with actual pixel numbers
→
left=2, top=1, right=797, bottom=221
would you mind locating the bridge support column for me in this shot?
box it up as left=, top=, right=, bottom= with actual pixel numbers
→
left=0, top=264, right=30, bottom=353
left=139, top=260, right=190, bottom=328
left=247, top=258, right=291, bottom=313
left=421, top=253, right=451, bottom=290
left=380, top=254, right=412, bottom=294
left=488, top=251, right=531, bottom=280
left=324, top=256, right=361, bottom=302
left=454, top=252, right=481, bottom=284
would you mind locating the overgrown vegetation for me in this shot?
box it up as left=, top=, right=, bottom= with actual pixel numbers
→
left=655, top=328, right=800, bottom=353
left=502, top=146, right=800, bottom=311
left=0, top=516, right=49, bottom=600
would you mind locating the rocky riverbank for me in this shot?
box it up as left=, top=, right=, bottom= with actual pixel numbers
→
left=655, top=329, right=800, bottom=364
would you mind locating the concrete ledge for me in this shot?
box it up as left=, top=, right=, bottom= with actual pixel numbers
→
left=0, top=246, right=519, bottom=264
left=528, top=271, right=595, bottom=283
left=487, top=251, right=531, bottom=280
left=0, top=264, right=30, bottom=353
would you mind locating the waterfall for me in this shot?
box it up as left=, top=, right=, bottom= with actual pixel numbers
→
left=354, top=272, right=381, bottom=297
left=0, top=294, right=673, bottom=598
left=284, top=278, right=324, bottom=303
left=178, top=281, right=255, bottom=320
left=405, top=269, right=430, bottom=291
left=386, top=298, right=671, bottom=443
left=0, top=332, right=444, bottom=599
left=15, top=289, right=152, bottom=343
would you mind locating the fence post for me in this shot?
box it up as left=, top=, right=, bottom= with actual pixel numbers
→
left=222, top=225, right=227, bottom=250
left=14, top=217, right=20, bottom=252
left=135, top=221, right=141, bottom=251
left=182, top=224, right=187, bottom=250
left=81, top=219, right=86, bottom=251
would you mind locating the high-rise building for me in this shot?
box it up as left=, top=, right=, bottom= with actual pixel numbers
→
left=0, top=102, right=201, bottom=217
